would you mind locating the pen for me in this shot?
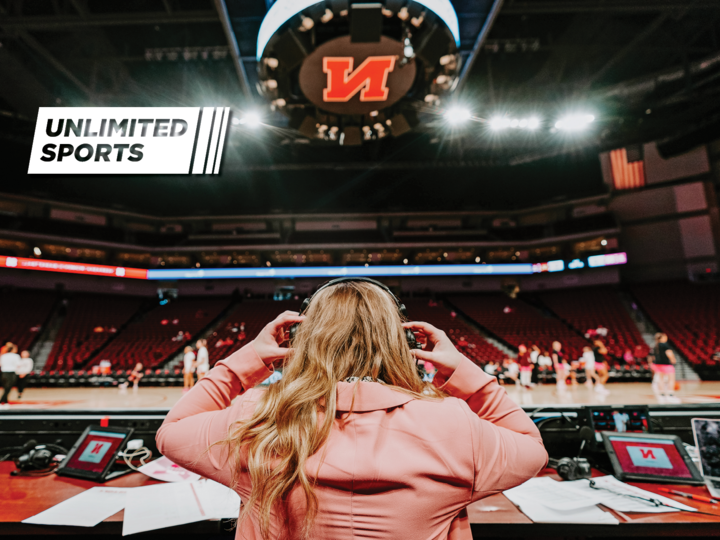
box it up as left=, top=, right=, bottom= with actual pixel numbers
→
left=658, top=488, right=719, bottom=504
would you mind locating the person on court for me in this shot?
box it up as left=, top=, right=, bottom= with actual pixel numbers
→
left=196, top=339, right=210, bottom=380
left=182, top=345, right=196, bottom=391
left=551, top=341, right=568, bottom=387
left=0, top=343, right=20, bottom=405
left=157, top=279, right=547, bottom=540
left=15, top=350, right=34, bottom=399
left=650, top=333, right=677, bottom=401
left=517, top=344, right=533, bottom=389
left=592, top=340, right=610, bottom=395
left=127, top=362, right=144, bottom=391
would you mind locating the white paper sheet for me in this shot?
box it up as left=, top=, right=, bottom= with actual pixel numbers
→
left=23, top=487, right=130, bottom=527
left=193, top=479, right=241, bottom=519
left=504, top=482, right=618, bottom=524
left=564, top=476, right=697, bottom=513
left=504, top=477, right=606, bottom=511
left=137, top=456, right=201, bottom=483
left=122, top=482, right=208, bottom=536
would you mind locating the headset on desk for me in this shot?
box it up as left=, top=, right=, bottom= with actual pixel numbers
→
left=0, top=439, right=68, bottom=477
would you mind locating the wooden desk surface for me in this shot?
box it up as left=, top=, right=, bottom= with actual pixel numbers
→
left=2, top=463, right=720, bottom=537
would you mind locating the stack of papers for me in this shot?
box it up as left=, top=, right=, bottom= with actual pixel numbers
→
left=22, top=478, right=240, bottom=535
left=504, top=475, right=697, bottom=524
left=504, top=477, right=619, bottom=524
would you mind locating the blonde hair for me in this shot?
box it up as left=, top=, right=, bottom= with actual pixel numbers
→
left=221, top=281, right=442, bottom=539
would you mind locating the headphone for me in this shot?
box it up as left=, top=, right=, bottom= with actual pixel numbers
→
left=1, top=439, right=68, bottom=476
left=288, top=277, right=420, bottom=350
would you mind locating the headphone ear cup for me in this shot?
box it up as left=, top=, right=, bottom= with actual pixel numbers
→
left=299, top=298, right=311, bottom=313
left=289, top=323, right=300, bottom=342
left=405, top=328, right=419, bottom=350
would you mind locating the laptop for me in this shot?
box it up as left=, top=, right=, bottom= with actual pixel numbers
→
left=691, top=418, right=720, bottom=498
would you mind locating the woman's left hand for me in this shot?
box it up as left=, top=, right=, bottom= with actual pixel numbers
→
left=251, top=311, right=305, bottom=366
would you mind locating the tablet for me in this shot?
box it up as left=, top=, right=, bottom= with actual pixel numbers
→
left=56, top=425, right=134, bottom=482
left=601, top=432, right=704, bottom=485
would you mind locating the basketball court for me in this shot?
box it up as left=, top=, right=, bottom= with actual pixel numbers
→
left=3, top=382, right=720, bottom=411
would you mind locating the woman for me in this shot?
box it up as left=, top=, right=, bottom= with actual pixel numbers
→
left=582, top=346, right=598, bottom=388
left=182, top=345, right=196, bottom=391
left=157, top=280, right=547, bottom=540
left=650, top=333, right=677, bottom=400
left=196, top=339, right=210, bottom=380
left=551, top=341, right=568, bottom=387
left=127, top=362, right=144, bottom=390
left=592, top=340, right=610, bottom=395
left=518, top=344, right=533, bottom=389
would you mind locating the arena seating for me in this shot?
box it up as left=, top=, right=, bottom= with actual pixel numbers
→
left=538, top=287, right=649, bottom=361
left=402, top=299, right=506, bottom=365
left=632, top=282, right=720, bottom=373
left=87, top=297, right=230, bottom=370
left=206, top=299, right=301, bottom=366
left=447, top=294, right=588, bottom=359
left=44, top=294, right=145, bottom=370
left=0, top=289, right=56, bottom=353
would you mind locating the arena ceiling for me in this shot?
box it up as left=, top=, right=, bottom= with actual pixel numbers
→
left=0, top=0, right=719, bottom=215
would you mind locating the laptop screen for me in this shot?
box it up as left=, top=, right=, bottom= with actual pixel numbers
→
left=692, top=418, right=720, bottom=479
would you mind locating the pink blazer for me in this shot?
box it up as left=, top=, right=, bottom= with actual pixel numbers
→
left=157, top=345, right=547, bottom=540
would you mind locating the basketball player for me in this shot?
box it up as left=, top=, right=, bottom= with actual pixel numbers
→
left=196, top=339, right=210, bottom=380
left=650, top=333, right=677, bottom=401
left=592, top=340, right=610, bottom=395
left=551, top=341, right=568, bottom=387
left=518, top=344, right=533, bottom=388
left=183, top=346, right=196, bottom=391
left=15, top=350, right=34, bottom=399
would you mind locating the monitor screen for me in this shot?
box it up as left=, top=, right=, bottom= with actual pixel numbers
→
left=590, top=407, right=650, bottom=433
left=608, top=435, right=693, bottom=479
left=64, top=429, right=127, bottom=474
left=693, top=418, right=720, bottom=478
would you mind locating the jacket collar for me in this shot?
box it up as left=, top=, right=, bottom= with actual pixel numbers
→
left=335, top=381, right=415, bottom=412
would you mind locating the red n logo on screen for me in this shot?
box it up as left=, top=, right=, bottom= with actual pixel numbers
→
left=640, top=449, right=656, bottom=460
left=91, top=443, right=103, bottom=454
left=323, top=56, right=396, bottom=102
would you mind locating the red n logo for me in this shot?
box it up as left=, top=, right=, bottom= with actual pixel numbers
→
left=323, top=56, right=396, bottom=102
left=640, top=449, right=655, bottom=460
left=91, top=443, right=103, bottom=454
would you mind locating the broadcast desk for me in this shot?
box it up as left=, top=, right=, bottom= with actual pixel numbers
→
left=2, top=462, right=720, bottom=539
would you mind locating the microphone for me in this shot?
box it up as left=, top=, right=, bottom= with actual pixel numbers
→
left=577, top=427, right=594, bottom=458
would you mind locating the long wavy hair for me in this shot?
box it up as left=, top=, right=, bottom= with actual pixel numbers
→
left=221, top=281, right=442, bottom=539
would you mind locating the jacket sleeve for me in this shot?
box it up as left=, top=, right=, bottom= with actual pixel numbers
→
left=155, top=344, right=273, bottom=486
left=433, top=357, right=548, bottom=500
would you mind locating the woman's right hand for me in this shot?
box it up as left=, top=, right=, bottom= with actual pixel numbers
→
left=251, top=311, right=305, bottom=366
left=402, top=321, right=466, bottom=378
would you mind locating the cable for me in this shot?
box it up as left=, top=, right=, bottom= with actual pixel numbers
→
left=121, top=447, right=153, bottom=472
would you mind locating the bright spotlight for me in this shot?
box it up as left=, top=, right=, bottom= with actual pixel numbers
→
left=33, top=246, right=42, bottom=256
left=231, top=116, right=241, bottom=126
left=527, top=117, right=540, bottom=130
left=489, top=116, right=509, bottom=130
left=238, top=112, right=262, bottom=128
left=555, top=113, right=594, bottom=131
left=445, top=107, right=472, bottom=125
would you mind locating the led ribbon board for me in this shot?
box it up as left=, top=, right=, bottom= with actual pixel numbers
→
left=256, top=0, right=460, bottom=61
left=0, top=255, right=628, bottom=280
left=28, top=107, right=230, bottom=175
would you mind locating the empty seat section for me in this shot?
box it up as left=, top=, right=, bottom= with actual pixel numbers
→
left=89, top=297, right=230, bottom=370
left=45, top=294, right=144, bottom=370
left=539, top=288, right=649, bottom=361
left=448, top=294, right=588, bottom=359
left=207, top=300, right=301, bottom=365
left=633, top=282, right=720, bottom=367
left=0, top=289, right=56, bottom=352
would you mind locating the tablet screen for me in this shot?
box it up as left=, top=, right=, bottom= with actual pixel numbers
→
left=693, top=418, right=720, bottom=478
left=64, top=429, right=127, bottom=474
left=607, top=435, right=693, bottom=479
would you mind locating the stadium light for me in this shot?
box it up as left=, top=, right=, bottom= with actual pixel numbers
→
left=489, top=116, right=540, bottom=131
left=445, top=107, right=472, bottom=125
left=555, top=113, right=594, bottom=131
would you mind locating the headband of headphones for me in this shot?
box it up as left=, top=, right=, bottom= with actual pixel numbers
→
left=290, top=277, right=418, bottom=349
left=298, top=277, right=407, bottom=317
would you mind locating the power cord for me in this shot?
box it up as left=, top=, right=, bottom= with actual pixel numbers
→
left=119, top=439, right=152, bottom=472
